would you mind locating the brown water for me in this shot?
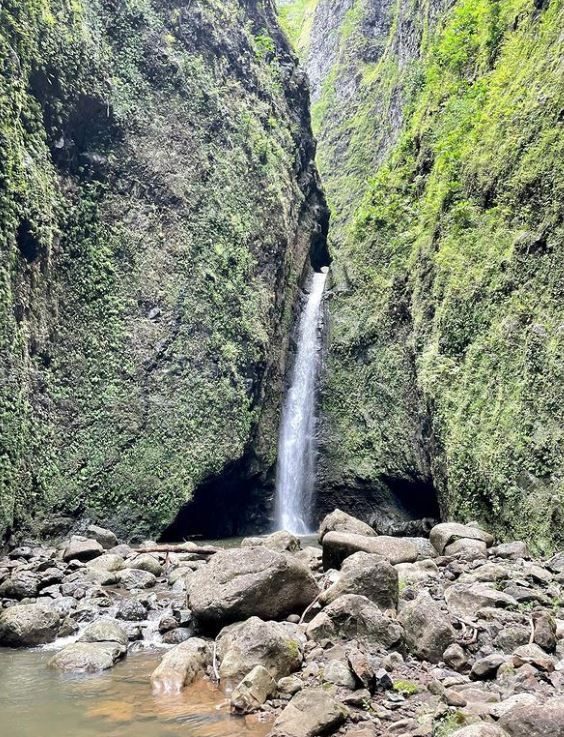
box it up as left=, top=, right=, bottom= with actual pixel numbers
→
left=0, top=648, right=271, bottom=737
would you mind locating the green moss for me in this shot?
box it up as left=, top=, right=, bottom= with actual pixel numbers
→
left=393, top=679, right=419, bottom=695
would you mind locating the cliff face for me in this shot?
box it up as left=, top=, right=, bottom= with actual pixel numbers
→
left=0, top=0, right=327, bottom=540
left=282, top=0, right=564, bottom=551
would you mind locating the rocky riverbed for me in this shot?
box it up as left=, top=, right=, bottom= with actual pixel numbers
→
left=0, top=513, right=563, bottom=737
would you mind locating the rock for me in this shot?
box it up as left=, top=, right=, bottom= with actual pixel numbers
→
left=129, top=554, right=163, bottom=577
left=444, top=583, right=518, bottom=617
left=217, top=617, right=305, bottom=685
left=395, top=559, right=439, bottom=585
left=49, top=642, right=125, bottom=672
left=307, top=594, right=403, bottom=648
left=187, top=548, right=319, bottom=632
left=0, top=571, right=40, bottom=600
left=470, top=653, right=507, bottom=679
left=319, top=552, right=398, bottom=610
left=398, top=591, right=455, bottom=663
left=86, top=525, right=118, bottom=549
left=80, top=618, right=128, bottom=648
left=115, top=598, right=147, bottom=621
left=348, top=647, right=375, bottom=689
left=450, top=727, right=510, bottom=737
left=87, top=553, right=125, bottom=572
left=318, top=510, right=375, bottom=541
left=269, top=687, right=348, bottom=737
left=241, top=531, right=301, bottom=552
left=445, top=689, right=467, bottom=707
left=445, top=538, right=488, bottom=560
left=0, top=603, right=61, bottom=646
left=62, top=537, right=104, bottom=562
left=231, top=665, right=277, bottom=713
left=323, top=659, right=356, bottom=688
left=533, top=610, right=557, bottom=652
left=444, top=643, right=468, bottom=671
left=430, top=523, right=494, bottom=555
left=512, top=643, right=554, bottom=671
left=373, top=667, right=393, bottom=691
left=278, top=675, right=303, bottom=696
left=499, top=699, right=564, bottom=737
left=489, top=542, right=528, bottom=560
left=322, top=531, right=418, bottom=569
left=494, top=626, right=530, bottom=653
left=489, top=694, right=539, bottom=719
left=116, top=568, right=157, bottom=589
left=150, top=638, right=211, bottom=694
left=162, top=628, right=192, bottom=644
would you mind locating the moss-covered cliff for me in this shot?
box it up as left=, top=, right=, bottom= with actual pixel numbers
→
left=0, top=0, right=326, bottom=540
left=282, top=0, right=564, bottom=551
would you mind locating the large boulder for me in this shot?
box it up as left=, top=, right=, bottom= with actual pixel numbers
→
left=62, top=536, right=104, bottom=562
left=151, top=638, right=211, bottom=693
left=187, top=548, right=319, bottom=632
left=49, top=642, right=125, bottom=673
left=499, top=699, right=564, bottom=737
left=0, top=603, right=61, bottom=646
left=79, top=618, right=128, bottom=648
left=322, top=531, right=418, bottom=569
left=86, top=525, right=118, bottom=549
left=116, top=568, right=157, bottom=589
left=318, top=510, right=375, bottom=542
left=319, top=552, right=398, bottom=610
left=216, top=617, right=305, bottom=685
left=241, top=531, right=301, bottom=553
left=398, top=591, right=456, bottom=663
left=230, top=665, right=277, bottom=713
left=307, top=595, right=403, bottom=648
left=430, top=523, right=494, bottom=555
left=269, top=687, right=348, bottom=737
left=86, top=553, right=125, bottom=572
left=128, top=554, right=163, bottom=577
left=0, top=571, right=40, bottom=600
left=445, top=583, right=518, bottom=617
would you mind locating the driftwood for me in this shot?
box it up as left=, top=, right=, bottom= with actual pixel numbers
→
left=137, top=543, right=219, bottom=556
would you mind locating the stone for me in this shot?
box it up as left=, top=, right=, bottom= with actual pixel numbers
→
left=307, top=594, right=403, bottom=648
left=269, top=687, right=348, bottom=737
left=129, top=554, right=163, bottom=577
left=86, top=525, right=118, bottom=549
left=319, top=552, right=398, bottom=610
left=116, top=568, right=157, bottom=589
left=499, top=699, right=564, bottom=737
left=241, top=531, right=301, bottom=552
left=489, top=542, right=528, bottom=560
left=0, top=603, right=61, bottom=646
left=151, top=638, right=211, bottom=694
left=318, top=509, right=375, bottom=541
left=533, top=610, right=557, bottom=652
left=323, top=659, right=356, bottom=688
left=322, top=531, right=418, bottom=569
left=348, top=647, right=375, bottom=689
left=231, top=665, right=277, bottom=713
left=62, top=537, right=104, bottom=562
left=489, top=694, right=539, bottom=719
left=444, top=583, right=518, bottom=617
left=493, top=626, right=530, bottom=653
left=470, top=653, right=507, bottom=679
left=445, top=538, right=488, bottom=560
left=398, top=591, right=456, bottom=663
left=187, top=548, right=319, bottom=632
left=79, top=618, right=128, bottom=648
left=445, top=690, right=467, bottom=707
left=395, top=559, right=439, bottom=585
left=49, top=641, right=125, bottom=672
left=87, top=553, right=125, bottom=572
left=0, top=571, right=40, bottom=599
left=278, top=675, right=303, bottom=696
left=512, top=643, right=554, bottom=671
left=115, top=598, right=147, bottom=621
left=444, top=643, right=468, bottom=671
left=450, top=727, right=510, bottom=737
left=430, top=523, right=494, bottom=555
left=162, top=628, right=192, bottom=644
left=217, top=617, right=305, bottom=685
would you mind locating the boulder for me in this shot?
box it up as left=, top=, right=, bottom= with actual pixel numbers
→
left=129, top=554, right=163, bottom=577
left=0, top=603, right=61, bottom=646
left=470, top=653, right=507, bottom=680
left=151, top=638, right=211, bottom=694
left=307, top=594, right=403, bottom=648
left=230, top=665, right=276, bottom=713
left=443, top=643, right=469, bottom=671
left=489, top=694, right=539, bottom=719
left=323, top=659, right=356, bottom=689
left=398, top=591, right=456, bottom=663
left=445, top=538, right=488, bottom=560
left=62, top=536, right=104, bottom=562
left=322, top=531, right=418, bottom=569
left=318, top=510, right=375, bottom=542
left=86, top=525, right=118, bottom=549
left=217, top=617, right=305, bottom=685
left=319, top=552, right=398, bottom=610
left=499, top=700, right=564, bottom=737
left=86, top=553, right=125, bottom=572
left=241, top=531, right=300, bottom=553
left=115, top=598, right=148, bottom=621
left=395, top=559, right=439, bottom=585
left=532, top=611, right=557, bottom=652
left=512, top=643, right=554, bottom=671
left=444, top=583, right=518, bottom=617
left=116, top=568, right=157, bottom=589
left=187, top=548, right=319, bottom=632
left=49, top=641, right=125, bottom=672
left=269, top=687, right=348, bottom=737
left=489, top=542, right=528, bottom=560
left=430, top=523, right=494, bottom=555
left=450, top=727, right=510, bottom=737
left=0, top=571, right=39, bottom=600
left=79, top=618, right=128, bottom=648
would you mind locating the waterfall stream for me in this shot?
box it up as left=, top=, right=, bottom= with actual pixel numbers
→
left=275, top=269, right=328, bottom=534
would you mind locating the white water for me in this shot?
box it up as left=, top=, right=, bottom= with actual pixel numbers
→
left=275, top=269, right=328, bottom=534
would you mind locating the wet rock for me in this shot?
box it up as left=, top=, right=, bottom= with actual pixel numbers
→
left=499, top=699, right=564, bottom=737
left=115, top=598, right=148, bottom=621
left=269, top=687, right=348, bottom=737
left=0, top=571, right=39, bottom=599
left=231, top=665, right=277, bottom=713
left=80, top=618, right=128, bottom=648
left=395, top=559, right=439, bottom=585
left=129, top=554, right=163, bottom=577
left=217, top=617, right=305, bottom=685
left=116, top=568, right=157, bottom=589
left=86, top=525, right=118, bottom=550
left=241, top=531, right=301, bottom=553
left=150, top=638, right=211, bottom=693
left=322, top=531, right=418, bottom=569
left=470, top=653, right=507, bottom=680
left=444, top=583, right=518, bottom=617
left=398, top=591, right=455, bottom=663
left=319, top=509, right=376, bottom=541
left=0, top=603, right=61, bottom=646
left=444, top=643, right=468, bottom=671
left=162, top=628, right=192, bottom=644
left=307, top=594, right=403, bottom=648
left=62, top=537, right=104, bottom=562
left=319, top=552, right=398, bottom=610
left=49, top=641, right=126, bottom=672
left=187, top=548, right=319, bottom=632
left=430, top=523, right=494, bottom=555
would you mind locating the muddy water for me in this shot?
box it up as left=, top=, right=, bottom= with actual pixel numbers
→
left=0, top=649, right=271, bottom=737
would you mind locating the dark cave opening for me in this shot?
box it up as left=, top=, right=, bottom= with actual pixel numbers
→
left=16, top=219, right=41, bottom=263
left=309, top=199, right=331, bottom=272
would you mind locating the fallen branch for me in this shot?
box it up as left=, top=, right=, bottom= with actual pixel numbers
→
left=137, top=544, right=218, bottom=556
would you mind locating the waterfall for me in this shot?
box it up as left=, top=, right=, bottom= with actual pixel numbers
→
left=275, top=268, right=328, bottom=534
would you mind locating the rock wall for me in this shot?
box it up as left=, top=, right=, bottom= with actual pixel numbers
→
left=282, top=0, right=564, bottom=551
left=0, top=0, right=327, bottom=540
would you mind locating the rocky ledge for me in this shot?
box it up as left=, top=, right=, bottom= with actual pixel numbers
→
left=0, top=514, right=563, bottom=737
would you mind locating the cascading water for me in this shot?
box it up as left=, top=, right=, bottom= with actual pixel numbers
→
left=275, top=268, right=328, bottom=534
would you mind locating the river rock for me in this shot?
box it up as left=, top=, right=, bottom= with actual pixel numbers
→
left=115, top=598, right=147, bottom=621
left=499, top=699, right=564, bottom=737
left=489, top=542, right=528, bottom=560
left=0, top=570, right=39, bottom=599
left=319, top=552, right=398, bottom=610
left=151, top=638, right=211, bottom=693
left=399, top=590, right=456, bottom=663
left=241, top=531, right=301, bottom=553
left=62, top=536, right=104, bottom=562
left=444, top=582, right=518, bottom=617
left=217, top=617, right=305, bottom=684
left=395, top=559, right=439, bottom=585
left=187, top=548, right=319, bottom=632
left=445, top=538, right=488, bottom=560
left=129, top=554, right=163, bottom=577
left=49, top=641, right=125, bottom=672
left=430, top=523, right=494, bottom=555
left=86, top=525, right=118, bottom=549
left=80, top=618, right=128, bottom=648
left=322, top=531, right=418, bottom=569
left=307, top=594, right=403, bottom=648
left=444, top=643, right=469, bottom=671
left=231, top=665, right=277, bottom=713
left=318, top=510, right=375, bottom=541
left=116, top=568, right=157, bottom=589
left=269, top=687, right=348, bottom=737
left=87, top=553, right=125, bottom=572
left=0, top=603, right=61, bottom=646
